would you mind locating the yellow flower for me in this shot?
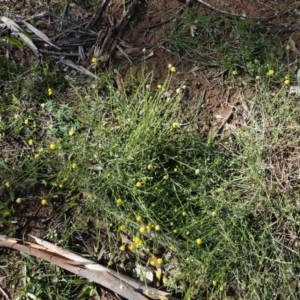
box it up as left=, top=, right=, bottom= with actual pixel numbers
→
left=58, top=184, right=64, bottom=189
left=212, top=280, right=217, bottom=286
left=142, top=48, right=146, bottom=53
left=24, top=119, right=29, bottom=125
left=162, top=277, right=168, bottom=285
left=170, top=66, right=176, bottom=72
left=267, top=69, right=274, bottom=76
left=173, top=229, right=177, bottom=233
left=119, top=284, right=124, bottom=290
left=163, top=174, right=169, bottom=180
left=91, top=57, right=97, bottom=63
left=219, top=285, right=224, bottom=291
left=28, top=139, right=34, bottom=146
left=150, top=259, right=157, bottom=266
left=119, top=245, right=126, bottom=251
left=116, top=198, right=123, bottom=206
left=147, top=164, right=153, bottom=170
left=41, top=199, right=48, bottom=205
left=87, top=193, right=92, bottom=199
left=195, top=169, right=200, bottom=175
left=71, top=163, right=78, bottom=169
left=34, top=153, right=39, bottom=159
left=119, top=224, right=126, bottom=231
left=182, top=211, right=187, bottom=216
left=68, top=129, right=75, bottom=136
left=286, top=44, right=291, bottom=50
left=157, top=258, right=163, bottom=265
left=156, top=271, right=162, bottom=280
left=196, top=238, right=202, bottom=245
left=172, top=122, right=179, bottom=129
left=139, top=226, right=146, bottom=233
left=47, top=88, right=53, bottom=96
left=211, top=211, right=216, bottom=217
left=284, top=79, right=290, bottom=85
left=16, top=198, right=22, bottom=204
left=136, top=215, right=142, bottom=222
left=136, top=181, right=142, bottom=187
left=155, top=225, right=160, bottom=231
left=133, top=237, right=143, bottom=246
left=49, top=143, right=56, bottom=150
left=232, top=70, right=238, bottom=75
left=129, top=244, right=135, bottom=251
left=157, top=84, right=162, bottom=89
left=5, top=181, right=10, bottom=188
left=108, top=260, right=113, bottom=266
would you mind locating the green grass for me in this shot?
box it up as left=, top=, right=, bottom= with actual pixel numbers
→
left=167, top=7, right=289, bottom=80
left=1, top=4, right=300, bottom=300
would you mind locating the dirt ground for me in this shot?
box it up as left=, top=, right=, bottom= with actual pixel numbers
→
left=0, top=0, right=299, bottom=299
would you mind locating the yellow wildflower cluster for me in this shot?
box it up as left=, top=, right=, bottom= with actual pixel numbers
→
left=196, top=238, right=202, bottom=245
left=41, top=199, right=48, bottom=205
left=116, top=198, right=123, bottom=206
left=71, top=163, right=78, bottom=169
left=149, top=257, right=163, bottom=267
left=68, top=129, right=75, bottom=136
left=139, top=225, right=146, bottom=233
left=119, top=244, right=126, bottom=251
left=284, top=75, right=290, bottom=85
left=133, top=237, right=143, bottom=246
left=119, top=224, right=126, bottom=231
left=168, top=64, right=176, bottom=73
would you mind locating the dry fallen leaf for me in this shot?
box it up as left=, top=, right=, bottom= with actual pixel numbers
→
left=210, top=105, right=233, bottom=136
left=289, top=36, right=299, bottom=54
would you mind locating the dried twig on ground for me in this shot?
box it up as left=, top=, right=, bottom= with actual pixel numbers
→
left=0, top=234, right=172, bottom=300
left=85, top=0, right=108, bottom=30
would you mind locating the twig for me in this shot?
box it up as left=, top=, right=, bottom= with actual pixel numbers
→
left=0, top=286, right=10, bottom=300
left=196, top=0, right=300, bottom=20
left=116, top=45, right=132, bottom=63
left=85, top=0, right=108, bottom=30
left=39, top=49, right=79, bottom=57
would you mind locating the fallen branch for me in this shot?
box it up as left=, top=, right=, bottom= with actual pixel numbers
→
left=0, top=234, right=171, bottom=300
